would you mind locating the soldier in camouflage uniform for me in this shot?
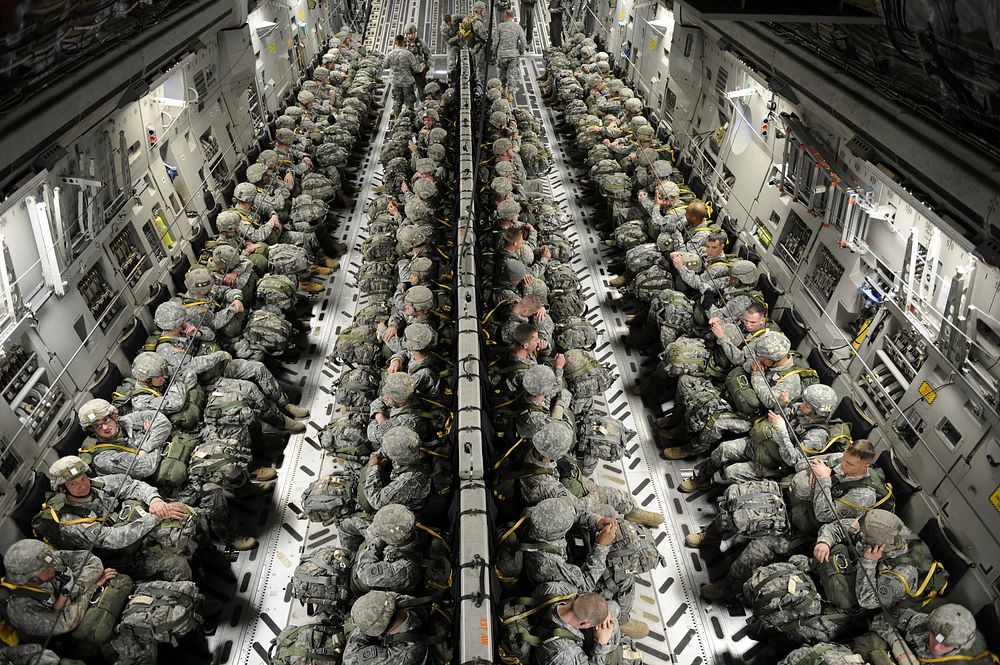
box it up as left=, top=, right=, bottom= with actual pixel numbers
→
left=1, top=539, right=112, bottom=637
left=77, top=398, right=171, bottom=480
left=688, top=439, right=879, bottom=601
left=353, top=504, right=423, bottom=595
left=469, top=2, right=491, bottom=82
left=343, top=591, right=428, bottom=665
left=499, top=295, right=555, bottom=356
left=778, top=644, right=864, bottom=665
left=492, top=10, right=526, bottom=95
left=672, top=231, right=732, bottom=296
left=387, top=322, right=442, bottom=395
left=213, top=210, right=269, bottom=276
left=0, top=644, right=76, bottom=665
left=521, top=497, right=614, bottom=594
left=380, top=285, right=439, bottom=356
left=175, top=266, right=246, bottom=339
left=708, top=302, right=774, bottom=370
left=207, top=243, right=257, bottom=304
left=40, top=456, right=192, bottom=581
left=855, top=603, right=995, bottom=665
left=246, top=162, right=290, bottom=223
left=495, top=322, right=542, bottom=395
left=152, top=302, right=308, bottom=432
left=367, top=373, right=424, bottom=444
left=441, top=14, right=463, bottom=83
left=704, top=260, right=761, bottom=324
left=385, top=35, right=422, bottom=117
left=363, top=426, right=432, bottom=513
left=514, top=364, right=573, bottom=441
left=404, top=24, right=431, bottom=101
left=534, top=593, right=623, bottom=665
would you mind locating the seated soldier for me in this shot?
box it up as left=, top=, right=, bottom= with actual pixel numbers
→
left=702, top=260, right=762, bottom=324
left=77, top=399, right=170, bottom=479
left=814, top=510, right=947, bottom=612
left=387, top=322, right=442, bottom=395
left=499, top=295, right=555, bottom=357
left=353, top=504, right=423, bottom=595
left=343, top=591, right=428, bottom=665
left=513, top=364, right=573, bottom=441
left=533, top=593, right=621, bottom=665
left=379, top=285, right=440, bottom=355
left=392, top=256, right=437, bottom=314
left=493, top=323, right=542, bottom=396
left=37, top=456, right=192, bottom=581
left=213, top=210, right=269, bottom=276
left=688, top=439, right=881, bottom=601
left=206, top=244, right=258, bottom=304
left=174, top=266, right=246, bottom=340
left=674, top=383, right=839, bottom=479
left=855, top=603, right=996, bottom=665
left=368, top=373, right=424, bottom=444
left=709, top=303, right=779, bottom=371
left=1, top=539, right=113, bottom=637
left=362, top=425, right=432, bottom=514
left=671, top=231, right=732, bottom=295
left=113, top=352, right=203, bottom=432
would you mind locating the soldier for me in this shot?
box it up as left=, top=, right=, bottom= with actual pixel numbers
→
left=77, top=398, right=171, bottom=480
left=112, top=352, right=202, bottom=431
left=499, top=295, right=555, bottom=355
left=689, top=439, right=881, bottom=601
left=353, top=504, right=423, bottom=595
left=676, top=383, right=839, bottom=483
left=362, top=425, right=432, bottom=514
left=708, top=303, right=774, bottom=370
left=367, top=373, right=421, bottom=444
left=246, top=162, right=290, bottom=223
left=404, top=24, right=431, bottom=101
left=548, top=0, right=563, bottom=47
left=37, top=455, right=193, bottom=581
left=672, top=232, right=732, bottom=295
left=521, top=496, right=614, bottom=592
left=1, top=539, right=111, bottom=637
left=533, top=593, right=620, bottom=665
left=381, top=285, right=439, bottom=355
left=855, top=603, right=995, bottom=665
left=213, top=210, right=269, bottom=276
left=704, top=260, right=762, bottom=324
left=387, top=322, right=442, bottom=395
left=152, top=301, right=308, bottom=432
left=207, top=244, right=257, bottom=304
left=495, top=322, right=542, bottom=395
left=343, top=591, right=428, bottom=665
left=441, top=14, right=463, bottom=82
left=519, top=0, right=538, bottom=45
left=230, top=182, right=284, bottom=246
left=814, top=510, right=946, bottom=611
left=385, top=35, right=422, bottom=118
left=514, top=364, right=573, bottom=440
left=469, top=2, right=491, bottom=81
left=493, top=10, right=526, bottom=95
left=176, top=266, right=246, bottom=339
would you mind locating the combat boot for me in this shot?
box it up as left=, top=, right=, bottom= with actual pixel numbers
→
left=282, top=402, right=310, bottom=418
left=236, top=480, right=275, bottom=498
left=609, top=275, right=628, bottom=287
left=656, top=426, right=684, bottom=440
left=678, top=473, right=711, bottom=493
left=318, top=255, right=340, bottom=269
left=684, top=529, right=719, bottom=548
left=311, top=265, right=333, bottom=276
left=700, top=579, right=735, bottom=601
left=620, top=617, right=649, bottom=639
left=250, top=466, right=277, bottom=482
left=227, top=535, right=258, bottom=551
left=662, top=445, right=698, bottom=460
left=278, top=415, right=306, bottom=433
left=299, top=281, right=325, bottom=294
left=655, top=415, right=679, bottom=428
left=330, top=239, right=348, bottom=255
left=624, top=508, right=664, bottom=527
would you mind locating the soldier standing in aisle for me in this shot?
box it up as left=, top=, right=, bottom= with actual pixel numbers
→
left=404, top=24, right=431, bottom=101
left=385, top=35, right=422, bottom=118
left=519, top=0, right=538, bottom=46
left=492, top=10, right=527, bottom=96
left=548, top=0, right=563, bottom=47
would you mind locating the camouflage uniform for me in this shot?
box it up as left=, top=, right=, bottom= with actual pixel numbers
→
left=533, top=597, right=624, bottom=665
left=493, top=18, right=526, bottom=93
left=1, top=540, right=104, bottom=636
left=857, top=604, right=994, bottom=665
left=778, top=644, right=861, bottom=665
left=78, top=400, right=172, bottom=480
left=522, top=498, right=609, bottom=593
left=343, top=592, right=428, bottom=665
left=363, top=426, right=432, bottom=513
left=353, top=504, right=423, bottom=594
left=705, top=261, right=760, bottom=324
left=404, top=26, right=431, bottom=100
left=115, top=357, right=200, bottom=426
left=385, top=44, right=422, bottom=116
left=176, top=266, right=245, bottom=338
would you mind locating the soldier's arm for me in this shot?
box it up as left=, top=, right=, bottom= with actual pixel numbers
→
left=717, top=336, right=747, bottom=368
left=366, top=471, right=431, bottom=511
left=185, top=350, right=230, bottom=375
left=772, top=418, right=804, bottom=469
left=813, top=478, right=875, bottom=524
left=158, top=370, right=197, bottom=414
left=857, top=560, right=914, bottom=610
left=62, top=512, right=158, bottom=550
left=58, top=550, right=105, bottom=600
left=130, top=411, right=172, bottom=452
left=102, top=473, right=163, bottom=505
left=676, top=265, right=705, bottom=291
left=6, top=597, right=87, bottom=637
left=575, top=542, right=610, bottom=591
left=751, top=369, right=782, bottom=411
left=93, top=449, right=158, bottom=479
left=815, top=518, right=855, bottom=547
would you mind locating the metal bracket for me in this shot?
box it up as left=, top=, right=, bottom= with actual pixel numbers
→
left=58, top=176, right=104, bottom=190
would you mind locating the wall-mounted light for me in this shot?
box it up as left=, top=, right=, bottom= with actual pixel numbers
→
left=726, top=87, right=756, bottom=99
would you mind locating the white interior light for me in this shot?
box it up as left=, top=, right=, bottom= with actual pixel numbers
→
left=726, top=87, right=756, bottom=99
left=255, top=21, right=278, bottom=37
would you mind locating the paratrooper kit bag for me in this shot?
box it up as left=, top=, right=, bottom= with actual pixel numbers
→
left=499, top=593, right=579, bottom=665
left=725, top=367, right=761, bottom=417
left=145, top=503, right=203, bottom=558
left=547, top=289, right=587, bottom=321
left=336, top=367, right=381, bottom=406
left=267, top=243, right=311, bottom=276
left=269, top=622, right=345, bottom=665
left=317, top=417, right=371, bottom=461
left=624, top=243, right=661, bottom=275
left=244, top=309, right=293, bottom=353
left=153, top=432, right=199, bottom=487
left=357, top=262, right=396, bottom=297
left=203, top=380, right=257, bottom=426
left=360, top=232, right=398, bottom=262
left=612, top=220, right=648, bottom=251
left=332, top=324, right=380, bottom=365
left=662, top=336, right=721, bottom=378
left=575, top=412, right=630, bottom=462
left=555, top=316, right=599, bottom=351
left=563, top=349, right=612, bottom=399
left=118, top=580, right=203, bottom=643
left=544, top=262, right=579, bottom=292
left=290, top=547, right=354, bottom=613
left=71, top=573, right=134, bottom=645
left=300, top=172, right=338, bottom=200
left=187, top=438, right=251, bottom=490
left=751, top=420, right=852, bottom=473
left=720, top=480, right=788, bottom=537
left=302, top=471, right=359, bottom=524
left=629, top=265, right=674, bottom=303
left=743, top=562, right=822, bottom=629
left=257, top=274, right=298, bottom=309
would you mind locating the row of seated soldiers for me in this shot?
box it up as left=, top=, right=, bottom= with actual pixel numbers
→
left=269, top=77, right=461, bottom=665
left=464, top=77, right=665, bottom=665
left=538, top=32, right=998, bottom=665
left=0, top=31, right=385, bottom=665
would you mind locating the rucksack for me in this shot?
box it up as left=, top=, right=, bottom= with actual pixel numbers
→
left=628, top=265, right=674, bottom=303
left=357, top=262, right=396, bottom=297
left=145, top=503, right=203, bottom=558
left=544, top=263, right=579, bottom=292
left=779, top=643, right=864, bottom=665
left=751, top=419, right=852, bottom=474
left=743, top=561, right=822, bottom=629
left=268, top=243, right=311, bottom=276
left=575, top=412, right=630, bottom=462
left=724, top=367, right=762, bottom=417
left=152, top=432, right=199, bottom=488
left=538, top=232, right=573, bottom=262
left=547, top=289, right=587, bottom=320
left=187, top=438, right=252, bottom=490
left=317, top=417, right=371, bottom=462
left=361, top=232, right=398, bottom=262
left=353, top=300, right=393, bottom=327
left=624, top=243, right=661, bottom=275
left=118, top=580, right=203, bottom=643
left=70, top=573, right=134, bottom=645
left=331, top=324, right=380, bottom=365
left=269, top=622, right=345, bottom=665
left=498, top=593, right=578, bottom=665
left=650, top=290, right=693, bottom=333
left=301, top=172, right=338, bottom=200
left=612, top=220, right=648, bottom=250
left=555, top=316, right=598, bottom=351
left=336, top=367, right=381, bottom=407
left=598, top=173, right=632, bottom=201
left=661, top=336, right=723, bottom=378
left=289, top=548, right=354, bottom=615
left=203, top=379, right=257, bottom=426
left=720, top=480, right=788, bottom=538
left=244, top=309, right=293, bottom=354
left=257, top=274, right=298, bottom=310
left=302, top=471, right=360, bottom=524
left=563, top=349, right=612, bottom=399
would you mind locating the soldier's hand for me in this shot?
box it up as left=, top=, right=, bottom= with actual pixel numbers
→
left=303, top=157, right=313, bottom=169
left=231, top=299, right=245, bottom=314
left=269, top=215, right=283, bottom=231
left=220, top=351, right=233, bottom=362
left=813, top=542, right=831, bottom=563
left=522, top=274, right=535, bottom=286
left=637, top=191, right=647, bottom=200
left=767, top=410, right=784, bottom=427
left=223, top=272, right=238, bottom=286
left=671, top=255, right=684, bottom=270
left=809, top=458, right=832, bottom=479
left=553, top=353, right=566, bottom=369
left=593, top=614, right=615, bottom=645
left=400, top=181, right=410, bottom=193
left=374, top=412, right=388, bottom=424
left=284, top=172, right=295, bottom=188
left=777, top=391, right=791, bottom=406
left=368, top=453, right=382, bottom=467
left=863, top=543, right=885, bottom=562
left=710, top=321, right=725, bottom=339
left=182, top=322, right=197, bottom=334
left=749, top=361, right=764, bottom=373
left=387, top=358, right=403, bottom=373
left=53, top=594, right=70, bottom=611
left=540, top=245, right=551, bottom=259
left=149, top=498, right=188, bottom=520
left=381, top=326, right=398, bottom=342
left=596, top=519, right=617, bottom=545
left=536, top=306, right=548, bottom=322
left=96, top=568, right=117, bottom=587
left=246, top=242, right=262, bottom=252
